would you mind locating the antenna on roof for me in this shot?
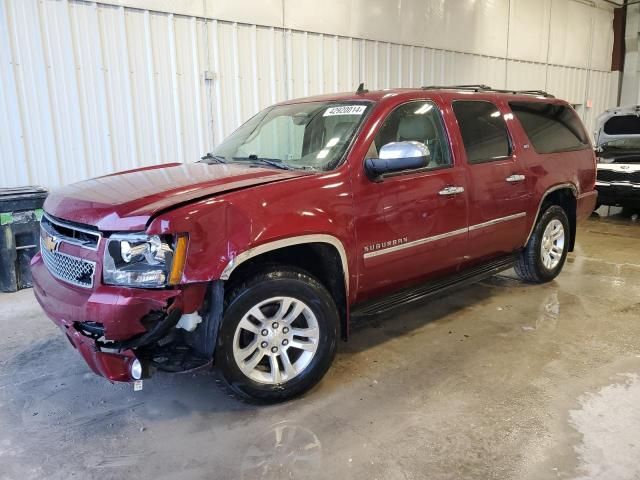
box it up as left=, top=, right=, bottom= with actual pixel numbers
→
left=356, top=82, right=368, bottom=95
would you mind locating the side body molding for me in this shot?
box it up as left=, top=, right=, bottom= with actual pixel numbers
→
left=219, top=234, right=350, bottom=293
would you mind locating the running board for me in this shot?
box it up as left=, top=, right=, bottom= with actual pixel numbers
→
left=352, top=254, right=518, bottom=317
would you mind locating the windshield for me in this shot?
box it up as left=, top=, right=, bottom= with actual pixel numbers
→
left=208, top=101, right=370, bottom=171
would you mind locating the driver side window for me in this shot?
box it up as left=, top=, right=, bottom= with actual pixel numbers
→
left=372, top=101, right=452, bottom=169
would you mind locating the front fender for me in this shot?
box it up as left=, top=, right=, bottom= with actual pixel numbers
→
left=146, top=171, right=356, bottom=293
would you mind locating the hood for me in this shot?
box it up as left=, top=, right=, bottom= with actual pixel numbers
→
left=594, top=105, right=640, bottom=146
left=44, top=162, right=305, bottom=231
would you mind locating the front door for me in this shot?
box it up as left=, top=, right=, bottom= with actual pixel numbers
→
left=351, top=98, right=469, bottom=302
left=449, top=98, right=531, bottom=263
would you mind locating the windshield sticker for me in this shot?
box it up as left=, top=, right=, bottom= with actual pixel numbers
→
left=323, top=105, right=367, bottom=117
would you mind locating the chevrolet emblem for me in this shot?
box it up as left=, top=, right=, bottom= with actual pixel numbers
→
left=43, top=233, right=60, bottom=253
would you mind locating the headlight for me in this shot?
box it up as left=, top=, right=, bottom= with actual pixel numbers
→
left=103, top=233, right=188, bottom=288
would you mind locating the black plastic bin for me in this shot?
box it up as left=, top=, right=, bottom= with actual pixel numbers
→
left=0, top=186, right=48, bottom=292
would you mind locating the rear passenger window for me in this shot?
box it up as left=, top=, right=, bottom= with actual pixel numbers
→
left=509, top=102, right=589, bottom=154
left=452, top=101, right=511, bottom=164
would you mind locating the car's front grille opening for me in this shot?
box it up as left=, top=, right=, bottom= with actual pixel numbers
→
left=597, top=169, right=640, bottom=184
left=41, top=214, right=100, bottom=250
left=74, top=321, right=105, bottom=339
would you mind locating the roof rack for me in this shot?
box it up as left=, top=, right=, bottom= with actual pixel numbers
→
left=421, top=84, right=554, bottom=98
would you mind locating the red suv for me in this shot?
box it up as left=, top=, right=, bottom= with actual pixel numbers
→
left=32, top=85, right=597, bottom=402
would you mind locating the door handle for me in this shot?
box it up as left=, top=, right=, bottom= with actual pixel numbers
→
left=438, top=186, right=465, bottom=196
left=506, top=174, right=526, bottom=183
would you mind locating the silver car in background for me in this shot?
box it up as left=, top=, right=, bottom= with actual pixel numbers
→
left=594, top=105, right=640, bottom=209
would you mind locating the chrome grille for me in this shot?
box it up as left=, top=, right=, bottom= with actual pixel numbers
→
left=40, top=237, right=96, bottom=288
left=41, top=213, right=101, bottom=250
left=597, top=169, right=640, bottom=184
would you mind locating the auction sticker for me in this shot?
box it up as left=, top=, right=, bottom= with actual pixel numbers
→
left=323, top=105, right=367, bottom=116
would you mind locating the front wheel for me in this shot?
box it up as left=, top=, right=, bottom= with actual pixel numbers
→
left=515, top=205, right=570, bottom=283
left=215, top=268, right=338, bottom=403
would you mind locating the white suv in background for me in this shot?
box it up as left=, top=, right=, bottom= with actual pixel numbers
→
left=594, top=106, right=640, bottom=210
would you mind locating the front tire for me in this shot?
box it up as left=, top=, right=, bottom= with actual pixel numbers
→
left=515, top=205, right=570, bottom=283
left=215, top=268, right=339, bottom=403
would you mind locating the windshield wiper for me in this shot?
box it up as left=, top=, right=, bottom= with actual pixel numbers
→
left=232, top=155, right=292, bottom=170
left=200, top=152, right=227, bottom=164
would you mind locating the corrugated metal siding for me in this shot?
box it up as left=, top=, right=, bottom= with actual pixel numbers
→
left=0, top=0, right=618, bottom=189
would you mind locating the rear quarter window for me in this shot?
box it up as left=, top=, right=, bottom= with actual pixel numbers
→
left=509, top=102, right=589, bottom=154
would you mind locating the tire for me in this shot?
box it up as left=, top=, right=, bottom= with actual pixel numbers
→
left=215, top=268, right=339, bottom=403
left=515, top=205, right=570, bottom=283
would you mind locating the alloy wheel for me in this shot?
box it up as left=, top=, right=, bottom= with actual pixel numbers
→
left=540, top=219, right=565, bottom=270
left=232, top=296, right=320, bottom=384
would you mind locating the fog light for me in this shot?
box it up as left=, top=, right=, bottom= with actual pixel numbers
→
left=130, top=358, right=143, bottom=380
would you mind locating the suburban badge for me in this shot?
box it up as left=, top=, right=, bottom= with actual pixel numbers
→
left=364, top=237, right=409, bottom=253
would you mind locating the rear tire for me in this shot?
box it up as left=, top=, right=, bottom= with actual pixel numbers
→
left=215, top=268, right=338, bottom=403
left=515, top=205, right=570, bottom=283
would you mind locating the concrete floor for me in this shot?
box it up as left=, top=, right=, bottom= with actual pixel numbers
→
left=1, top=212, right=640, bottom=480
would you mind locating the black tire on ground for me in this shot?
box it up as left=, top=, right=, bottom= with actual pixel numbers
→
left=215, top=268, right=339, bottom=403
left=515, top=205, right=570, bottom=284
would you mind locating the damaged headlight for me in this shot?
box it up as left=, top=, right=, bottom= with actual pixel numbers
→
left=103, top=233, right=188, bottom=288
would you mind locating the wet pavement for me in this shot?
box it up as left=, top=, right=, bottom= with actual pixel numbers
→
left=1, top=211, right=639, bottom=480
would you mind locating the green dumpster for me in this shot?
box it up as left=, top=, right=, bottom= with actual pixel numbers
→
left=0, top=186, right=48, bottom=292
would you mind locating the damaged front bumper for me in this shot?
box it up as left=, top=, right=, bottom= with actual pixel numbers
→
left=31, top=252, right=208, bottom=382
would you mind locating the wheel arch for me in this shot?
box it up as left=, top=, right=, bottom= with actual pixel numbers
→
left=526, top=183, right=577, bottom=251
left=221, top=235, right=350, bottom=340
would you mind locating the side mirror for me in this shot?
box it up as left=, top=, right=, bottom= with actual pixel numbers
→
left=365, top=141, right=430, bottom=181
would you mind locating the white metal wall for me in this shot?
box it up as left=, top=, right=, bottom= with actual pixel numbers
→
left=0, top=0, right=618, bottom=189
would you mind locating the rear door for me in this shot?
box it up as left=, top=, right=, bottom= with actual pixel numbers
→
left=449, top=98, right=531, bottom=263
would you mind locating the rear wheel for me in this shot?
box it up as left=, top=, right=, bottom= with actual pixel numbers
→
left=216, top=268, right=338, bottom=403
left=515, top=205, right=570, bottom=283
